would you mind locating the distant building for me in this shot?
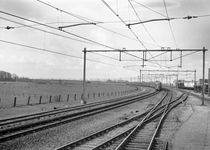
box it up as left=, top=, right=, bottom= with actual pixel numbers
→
left=173, top=80, right=195, bottom=87
left=197, top=79, right=210, bottom=86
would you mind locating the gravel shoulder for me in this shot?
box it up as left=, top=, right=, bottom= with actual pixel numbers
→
left=170, top=94, right=210, bottom=150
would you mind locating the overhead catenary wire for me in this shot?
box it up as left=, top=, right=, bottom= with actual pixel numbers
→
left=0, top=13, right=170, bottom=68
left=128, top=0, right=161, bottom=47
left=1, top=3, right=202, bottom=72
left=0, top=39, right=122, bottom=68
left=0, top=11, right=162, bottom=66
left=101, top=0, right=163, bottom=69
left=0, top=15, right=95, bottom=46
left=37, top=0, right=159, bottom=48
left=163, top=0, right=178, bottom=48
left=35, top=1, right=166, bottom=74
left=172, top=51, right=199, bottom=61
left=0, top=21, right=96, bottom=29
left=37, top=0, right=166, bottom=68
left=0, top=11, right=114, bottom=49
left=130, top=0, right=166, bottom=17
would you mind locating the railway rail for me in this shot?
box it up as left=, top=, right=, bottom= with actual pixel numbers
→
left=0, top=86, right=160, bottom=142
left=55, top=90, right=188, bottom=150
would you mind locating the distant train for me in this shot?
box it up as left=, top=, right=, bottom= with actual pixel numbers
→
left=128, top=81, right=162, bottom=91
left=176, top=82, right=184, bottom=88
left=155, top=81, right=162, bottom=91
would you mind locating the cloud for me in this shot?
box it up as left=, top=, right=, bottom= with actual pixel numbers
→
left=90, top=28, right=109, bottom=45
left=0, top=0, right=46, bottom=20
left=144, top=1, right=180, bottom=9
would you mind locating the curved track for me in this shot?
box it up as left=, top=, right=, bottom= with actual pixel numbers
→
left=0, top=87, right=159, bottom=142
left=55, top=90, right=188, bottom=150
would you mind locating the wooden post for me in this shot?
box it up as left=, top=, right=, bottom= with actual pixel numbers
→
left=59, top=95, right=61, bottom=102
left=74, top=94, right=76, bottom=100
left=67, top=94, right=69, bottom=101
left=49, top=95, right=52, bottom=103
left=14, top=97, right=17, bottom=106
left=39, top=96, right=42, bottom=104
left=28, top=96, right=30, bottom=105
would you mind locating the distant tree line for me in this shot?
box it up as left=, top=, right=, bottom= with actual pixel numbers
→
left=0, top=71, right=16, bottom=81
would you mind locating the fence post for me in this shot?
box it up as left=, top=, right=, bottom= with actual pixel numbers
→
left=59, top=95, right=61, bottom=102
left=81, top=94, right=83, bottom=99
left=74, top=94, right=76, bottom=100
left=67, top=94, right=69, bottom=101
left=88, top=93, right=89, bottom=99
left=14, top=97, right=17, bottom=106
left=39, top=96, right=42, bottom=104
left=49, top=95, right=52, bottom=103
left=28, top=96, right=30, bottom=105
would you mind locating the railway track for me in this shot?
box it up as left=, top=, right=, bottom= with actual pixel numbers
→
left=55, top=90, right=188, bottom=150
left=0, top=86, right=160, bottom=142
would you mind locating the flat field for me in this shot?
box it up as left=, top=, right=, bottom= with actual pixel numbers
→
left=0, top=81, right=137, bottom=109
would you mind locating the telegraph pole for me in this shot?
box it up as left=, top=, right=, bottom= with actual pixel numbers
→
left=194, top=70, right=196, bottom=92
left=140, top=69, right=141, bottom=83
left=202, top=47, right=205, bottom=105
left=208, top=68, right=210, bottom=96
left=82, top=48, right=87, bottom=104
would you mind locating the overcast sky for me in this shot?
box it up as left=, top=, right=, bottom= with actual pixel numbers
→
left=0, top=0, right=209, bottom=82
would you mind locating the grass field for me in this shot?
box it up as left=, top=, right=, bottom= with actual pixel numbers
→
left=0, top=81, right=137, bottom=108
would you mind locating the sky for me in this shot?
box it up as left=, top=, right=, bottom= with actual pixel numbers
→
left=0, top=0, right=209, bottom=83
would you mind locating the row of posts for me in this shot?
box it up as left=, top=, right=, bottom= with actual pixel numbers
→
left=12, top=90, right=136, bottom=107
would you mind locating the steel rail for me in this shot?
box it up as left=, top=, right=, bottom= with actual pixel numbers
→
left=147, top=93, right=189, bottom=150
left=0, top=88, right=150, bottom=130
left=55, top=90, right=168, bottom=150
left=0, top=88, right=159, bottom=142
left=0, top=87, right=143, bottom=124
left=0, top=89, right=153, bottom=133
left=115, top=92, right=188, bottom=150
left=114, top=92, right=173, bottom=150
left=55, top=91, right=186, bottom=150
